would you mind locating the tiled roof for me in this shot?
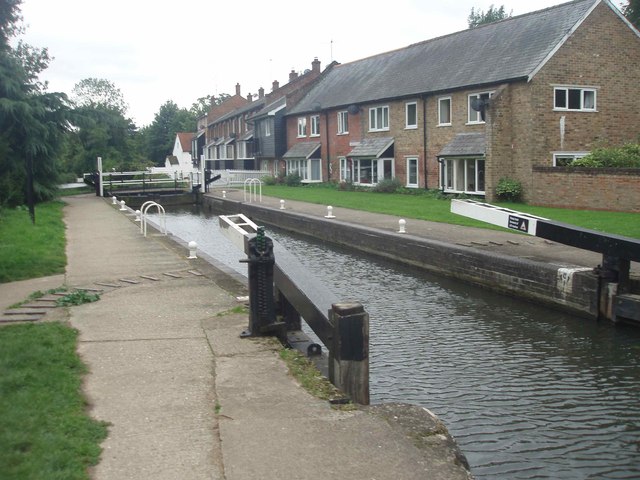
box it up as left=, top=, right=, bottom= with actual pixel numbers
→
left=289, top=0, right=597, bottom=114
left=177, top=132, right=193, bottom=152
left=283, top=142, right=321, bottom=159
left=347, top=137, right=395, bottom=158
left=439, top=133, right=486, bottom=156
left=250, top=96, right=287, bottom=120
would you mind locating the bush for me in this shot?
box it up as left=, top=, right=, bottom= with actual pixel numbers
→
left=372, top=177, right=402, bottom=193
left=284, top=173, right=302, bottom=186
left=571, top=142, right=640, bottom=168
left=261, top=175, right=278, bottom=186
left=495, top=177, right=522, bottom=202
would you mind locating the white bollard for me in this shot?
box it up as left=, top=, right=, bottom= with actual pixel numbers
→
left=280, top=199, right=285, bottom=210
left=222, top=191, right=226, bottom=198
left=188, top=241, right=198, bottom=259
left=112, top=196, right=117, bottom=205
left=119, top=200, right=127, bottom=211
left=134, top=210, right=141, bottom=222
left=325, top=205, right=336, bottom=218
left=398, top=219, right=407, bottom=234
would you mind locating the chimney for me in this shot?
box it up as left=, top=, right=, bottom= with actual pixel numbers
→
left=312, top=57, right=321, bottom=73
left=258, top=87, right=264, bottom=99
left=235, top=83, right=241, bottom=96
left=289, top=69, right=299, bottom=82
left=247, top=93, right=252, bottom=102
left=272, top=80, right=279, bottom=92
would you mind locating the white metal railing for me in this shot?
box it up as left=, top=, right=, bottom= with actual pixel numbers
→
left=139, top=201, right=167, bottom=237
left=101, top=171, right=192, bottom=192
left=204, top=168, right=269, bottom=186
left=243, top=178, right=262, bottom=203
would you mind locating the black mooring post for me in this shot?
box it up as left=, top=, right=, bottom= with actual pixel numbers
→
left=240, top=228, right=278, bottom=337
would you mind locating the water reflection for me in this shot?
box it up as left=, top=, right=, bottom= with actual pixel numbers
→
left=154, top=208, right=640, bottom=480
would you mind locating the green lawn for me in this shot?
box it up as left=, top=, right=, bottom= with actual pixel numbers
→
left=261, top=185, right=640, bottom=239
left=0, top=202, right=67, bottom=283
left=0, top=323, right=108, bottom=479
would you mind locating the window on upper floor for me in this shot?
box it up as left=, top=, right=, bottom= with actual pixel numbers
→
left=311, top=115, right=320, bottom=136
left=369, top=106, right=389, bottom=131
left=337, top=111, right=349, bottom=135
left=264, top=119, right=271, bottom=137
left=438, top=97, right=452, bottom=126
left=468, top=91, right=493, bottom=124
left=553, top=152, right=589, bottom=166
left=297, top=117, right=307, bottom=137
left=554, top=87, right=596, bottom=112
left=405, top=102, right=417, bottom=129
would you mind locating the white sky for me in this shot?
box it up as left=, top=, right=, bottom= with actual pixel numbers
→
left=19, top=0, right=572, bottom=127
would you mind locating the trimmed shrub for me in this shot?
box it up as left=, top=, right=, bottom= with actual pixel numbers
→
left=571, top=143, right=640, bottom=168
left=373, top=178, right=402, bottom=193
left=495, top=177, right=523, bottom=202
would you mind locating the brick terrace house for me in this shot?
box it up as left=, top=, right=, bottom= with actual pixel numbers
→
left=203, top=59, right=329, bottom=175
left=284, top=0, right=640, bottom=211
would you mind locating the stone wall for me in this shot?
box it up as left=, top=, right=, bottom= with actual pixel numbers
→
left=203, top=196, right=599, bottom=318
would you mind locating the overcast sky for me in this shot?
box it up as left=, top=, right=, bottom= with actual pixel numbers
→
left=19, top=0, right=582, bottom=127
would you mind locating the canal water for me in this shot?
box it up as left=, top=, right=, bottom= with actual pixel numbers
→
left=152, top=207, right=640, bottom=479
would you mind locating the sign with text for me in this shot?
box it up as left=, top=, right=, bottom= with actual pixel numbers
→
left=508, top=215, right=530, bottom=232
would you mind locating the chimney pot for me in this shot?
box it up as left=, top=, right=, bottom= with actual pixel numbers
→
left=272, top=80, right=279, bottom=92
left=312, top=57, right=320, bottom=72
left=235, top=83, right=241, bottom=96
left=258, top=87, right=265, bottom=99
left=289, top=69, right=299, bottom=82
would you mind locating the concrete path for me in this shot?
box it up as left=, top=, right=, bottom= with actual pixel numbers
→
left=4, top=195, right=471, bottom=480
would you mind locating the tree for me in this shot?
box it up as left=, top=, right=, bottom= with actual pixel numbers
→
left=62, top=78, right=145, bottom=175
left=623, top=0, right=640, bottom=29
left=0, top=0, right=70, bottom=221
left=468, top=4, right=512, bottom=28
left=139, top=101, right=196, bottom=165
left=71, top=77, right=128, bottom=114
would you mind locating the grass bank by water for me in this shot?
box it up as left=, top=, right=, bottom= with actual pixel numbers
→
left=261, top=185, right=640, bottom=239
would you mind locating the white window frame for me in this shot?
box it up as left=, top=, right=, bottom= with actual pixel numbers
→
left=369, top=106, right=389, bottom=132
left=553, top=151, right=589, bottom=166
left=405, top=102, right=417, bottom=129
left=438, top=97, right=452, bottom=126
left=339, top=156, right=351, bottom=182
left=352, top=158, right=395, bottom=186
left=441, top=157, right=485, bottom=194
left=467, top=91, right=493, bottom=124
left=297, top=117, right=307, bottom=137
left=310, top=115, right=320, bottom=137
left=553, top=87, right=597, bottom=112
left=285, top=158, right=322, bottom=182
left=264, top=119, right=271, bottom=137
left=406, top=157, right=419, bottom=188
left=337, top=111, right=348, bottom=135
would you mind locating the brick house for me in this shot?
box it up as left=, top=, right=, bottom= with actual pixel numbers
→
left=203, top=59, right=329, bottom=175
left=283, top=0, right=640, bottom=211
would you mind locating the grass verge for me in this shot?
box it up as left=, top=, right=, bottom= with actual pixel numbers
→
left=0, top=322, right=108, bottom=479
left=279, top=347, right=355, bottom=409
left=0, top=202, right=67, bottom=283
left=261, top=185, right=640, bottom=238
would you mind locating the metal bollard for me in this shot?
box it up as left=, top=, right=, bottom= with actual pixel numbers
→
left=325, top=205, right=336, bottom=218
left=119, top=200, right=127, bottom=211
left=280, top=199, right=285, bottom=210
left=112, top=196, right=117, bottom=205
left=239, top=227, right=280, bottom=337
left=188, top=241, right=198, bottom=259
